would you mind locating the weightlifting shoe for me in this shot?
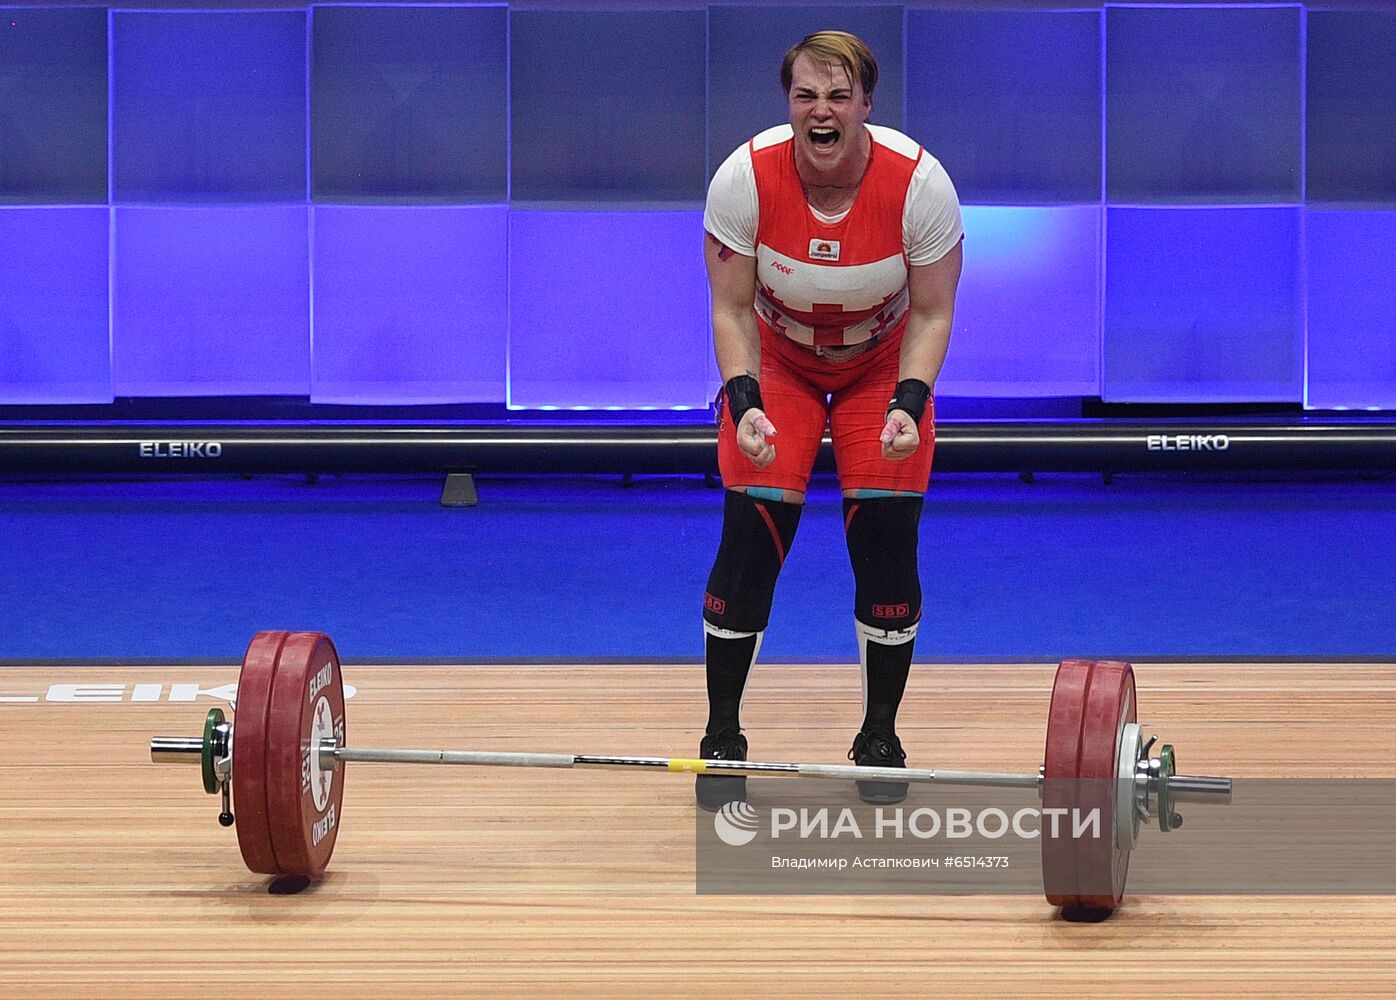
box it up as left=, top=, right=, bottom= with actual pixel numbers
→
left=695, top=728, right=748, bottom=812
left=848, top=727, right=908, bottom=805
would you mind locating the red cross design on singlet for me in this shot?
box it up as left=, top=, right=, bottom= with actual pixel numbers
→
left=868, top=294, right=904, bottom=338
left=757, top=282, right=791, bottom=338
left=808, top=302, right=849, bottom=346
left=761, top=284, right=848, bottom=344
left=760, top=284, right=902, bottom=346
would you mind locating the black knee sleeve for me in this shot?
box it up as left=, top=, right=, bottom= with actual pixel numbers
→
left=704, top=490, right=803, bottom=633
left=843, top=496, right=924, bottom=633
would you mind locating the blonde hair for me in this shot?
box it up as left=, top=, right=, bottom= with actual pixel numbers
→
left=780, top=30, right=878, bottom=100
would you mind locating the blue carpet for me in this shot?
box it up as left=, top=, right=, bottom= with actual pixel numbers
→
left=0, top=472, right=1392, bottom=662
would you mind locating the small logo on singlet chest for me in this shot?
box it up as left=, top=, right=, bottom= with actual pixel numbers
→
left=809, top=239, right=841, bottom=262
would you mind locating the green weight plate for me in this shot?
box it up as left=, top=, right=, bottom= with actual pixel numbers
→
left=1158, top=744, right=1176, bottom=831
left=202, top=707, right=226, bottom=795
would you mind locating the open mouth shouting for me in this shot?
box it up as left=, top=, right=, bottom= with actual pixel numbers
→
left=808, top=126, right=841, bottom=150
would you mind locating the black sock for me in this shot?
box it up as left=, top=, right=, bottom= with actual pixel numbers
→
left=860, top=634, right=914, bottom=732
left=705, top=630, right=761, bottom=735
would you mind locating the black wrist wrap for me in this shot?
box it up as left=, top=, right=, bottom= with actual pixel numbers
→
left=724, top=375, right=764, bottom=426
left=886, top=379, right=931, bottom=425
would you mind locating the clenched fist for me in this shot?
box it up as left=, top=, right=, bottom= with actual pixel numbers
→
left=737, top=408, right=778, bottom=467
left=879, top=409, right=920, bottom=460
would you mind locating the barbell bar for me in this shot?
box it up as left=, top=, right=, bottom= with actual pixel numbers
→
left=150, top=631, right=1232, bottom=914
left=152, top=736, right=1232, bottom=799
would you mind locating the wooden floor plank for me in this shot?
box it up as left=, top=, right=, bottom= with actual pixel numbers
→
left=1, top=662, right=1393, bottom=997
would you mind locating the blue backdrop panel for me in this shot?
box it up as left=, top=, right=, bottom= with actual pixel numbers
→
left=6, top=475, right=1395, bottom=661
left=507, top=210, right=712, bottom=409
left=311, top=205, right=508, bottom=403
left=707, top=5, right=904, bottom=178
left=1106, top=5, right=1301, bottom=204
left=510, top=8, right=706, bottom=201
left=112, top=11, right=306, bottom=202
left=905, top=9, right=1099, bottom=204
left=1104, top=207, right=1301, bottom=403
left=938, top=206, right=1099, bottom=398
left=311, top=4, right=507, bottom=203
left=1305, top=210, right=1396, bottom=410
left=0, top=7, right=107, bottom=203
left=1307, top=10, right=1396, bottom=204
left=0, top=207, right=109, bottom=403
left=112, top=206, right=310, bottom=396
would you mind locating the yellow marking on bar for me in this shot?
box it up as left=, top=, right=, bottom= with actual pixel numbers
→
left=667, top=758, right=708, bottom=773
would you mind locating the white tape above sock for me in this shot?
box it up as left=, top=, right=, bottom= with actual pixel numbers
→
left=703, top=622, right=765, bottom=726
left=856, top=619, right=918, bottom=718
left=703, top=622, right=759, bottom=641
left=856, top=619, right=918, bottom=646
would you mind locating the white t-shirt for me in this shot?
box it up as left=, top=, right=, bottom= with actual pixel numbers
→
left=704, top=124, right=962, bottom=348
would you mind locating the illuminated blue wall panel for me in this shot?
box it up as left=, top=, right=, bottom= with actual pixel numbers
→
left=3, top=2, right=1394, bottom=413
left=311, top=206, right=507, bottom=403
left=112, top=207, right=309, bottom=396
left=508, top=211, right=711, bottom=409
left=1107, top=6, right=1301, bottom=203
left=906, top=9, right=1099, bottom=204
left=939, top=206, right=1099, bottom=397
left=312, top=5, right=507, bottom=203
left=1305, top=211, right=1396, bottom=410
left=0, top=207, right=109, bottom=402
left=112, top=11, right=306, bottom=202
left=511, top=9, right=706, bottom=202
left=1307, top=11, right=1396, bottom=203
left=1104, top=207, right=1301, bottom=403
left=708, top=5, right=903, bottom=176
left=0, top=7, right=107, bottom=204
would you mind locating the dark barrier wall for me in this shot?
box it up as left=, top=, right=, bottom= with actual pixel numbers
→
left=1, top=2, right=1393, bottom=410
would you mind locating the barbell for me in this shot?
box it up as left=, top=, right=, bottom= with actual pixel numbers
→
left=151, top=630, right=1232, bottom=913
